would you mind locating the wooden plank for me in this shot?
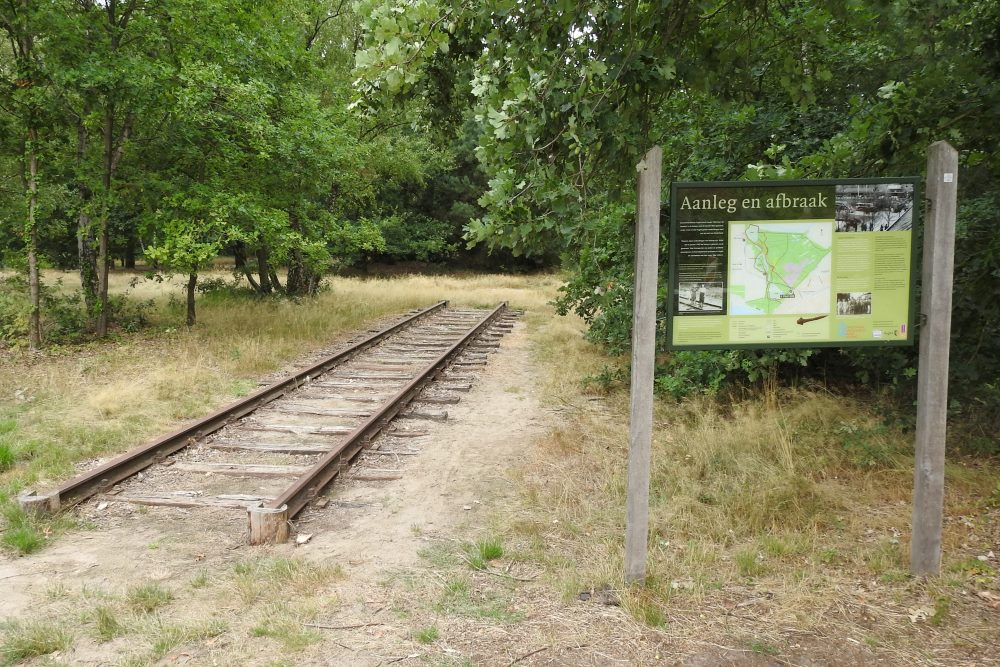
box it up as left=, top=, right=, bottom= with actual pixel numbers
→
left=245, top=424, right=354, bottom=435
left=350, top=363, right=420, bottom=371
left=401, top=410, right=447, bottom=421
left=416, top=395, right=460, bottom=405
left=172, top=462, right=310, bottom=477
left=114, top=493, right=271, bottom=509
left=274, top=405, right=372, bottom=418
left=312, top=380, right=404, bottom=389
left=387, top=429, right=429, bottom=438
left=347, top=474, right=403, bottom=482
left=625, top=145, right=661, bottom=583
left=911, top=141, right=958, bottom=576
left=381, top=343, right=450, bottom=350
left=206, top=440, right=330, bottom=454
left=274, top=405, right=445, bottom=421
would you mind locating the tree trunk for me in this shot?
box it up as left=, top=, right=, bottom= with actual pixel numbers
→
left=96, top=104, right=114, bottom=337
left=256, top=246, right=272, bottom=294
left=76, top=115, right=99, bottom=321
left=234, top=242, right=261, bottom=291
left=95, top=1, right=133, bottom=336
left=26, top=129, right=41, bottom=350
left=124, top=232, right=136, bottom=269
left=186, top=273, right=197, bottom=326
left=286, top=208, right=309, bottom=295
left=13, top=2, right=42, bottom=350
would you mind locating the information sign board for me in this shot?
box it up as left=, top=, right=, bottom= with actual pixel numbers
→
left=667, top=178, right=919, bottom=349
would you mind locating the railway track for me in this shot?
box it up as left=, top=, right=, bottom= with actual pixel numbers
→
left=18, top=301, right=518, bottom=544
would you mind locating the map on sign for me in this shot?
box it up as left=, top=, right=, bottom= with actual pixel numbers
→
left=728, top=222, right=832, bottom=316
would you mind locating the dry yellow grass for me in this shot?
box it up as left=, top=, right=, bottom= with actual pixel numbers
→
left=502, top=304, right=1000, bottom=663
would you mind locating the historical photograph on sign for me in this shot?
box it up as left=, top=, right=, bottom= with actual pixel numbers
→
left=835, top=183, right=914, bottom=232
left=836, top=291, right=872, bottom=315
left=675, top=219, right=727, bottom=315
left=678, top=281, right=724, bottom=312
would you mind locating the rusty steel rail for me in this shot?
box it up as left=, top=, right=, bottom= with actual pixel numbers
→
left=248, top=301, right=508, bottom=544
left=18, top=301, right=450, bottom=515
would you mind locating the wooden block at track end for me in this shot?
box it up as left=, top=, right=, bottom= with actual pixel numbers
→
left=248, top=504, right=290, bottom=545
left=17, top=489, right=60, bottom=515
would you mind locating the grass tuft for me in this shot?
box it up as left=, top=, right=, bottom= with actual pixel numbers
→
left=125, top=583, right=173, bottom=614
left=0, top=444, right=14, bottom=473
left=91, top=605, right=123, bottom=643
left=749, top=639, right=780, bottom=656
left=231, top=556, right=343, bottom=605
left=413, top=625, right=439, bottom=644
left=0, top=619, right=73, bottom=664
left=250, top=604, right=321, bottom=651
left=0, top=504, right=46, bottom=555
left=463, top=537, right=504, bottom=570
left=149, top=620, right=227, bottom=660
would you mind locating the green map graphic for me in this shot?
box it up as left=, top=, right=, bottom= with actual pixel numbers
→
left=730, top=223, right=832, bottom=316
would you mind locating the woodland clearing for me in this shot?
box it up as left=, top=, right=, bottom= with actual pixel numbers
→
left=0, top=273, right=997, bottom=666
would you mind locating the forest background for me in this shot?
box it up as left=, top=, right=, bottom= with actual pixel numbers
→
left=2, top=0, right=999, bottom=449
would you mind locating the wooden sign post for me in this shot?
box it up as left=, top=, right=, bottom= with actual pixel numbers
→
left=911, top=141, right=958, bottom=575
left=625, top=146, right=661, bottom=583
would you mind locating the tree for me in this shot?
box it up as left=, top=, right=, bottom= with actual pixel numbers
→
left=0, top=0, right=59, bottom=349
left=355, top=0, right=1000, bottom=418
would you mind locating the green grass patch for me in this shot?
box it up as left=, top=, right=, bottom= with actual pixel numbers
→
left=125, top=583, right=173, bottom=614
left=622, top=588, right=667, bottom=628
left=0, top=619, right=73, bottom=664
left=150, top=620, right=227, bottom=660
left=0, top=444, right=14, bottom=473
left=947, top=557, right=995, bottom=576
left=735, top=548, right=767, bottom=578
left=434, top=577, right=523, bottom=623
left=91, top=605, right=124, bottom=643
left=413, top=625, right=439, bottom=644
left=230, top=556, right=343, bottom=605
left=749, top=639, right=780, bottom=656
left=189, top=571, right=210, bottom=589
left=0, top=505, right=46, bottom=555
left=462, top=537, right=504, bottom=570
left=250, top=605, right=321, bottom=652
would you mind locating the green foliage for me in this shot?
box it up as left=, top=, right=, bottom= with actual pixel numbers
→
left=353, top=0, right=1000, bottom=439
left=654, top=352, right=731, bottom=399
left=835, top=422, right=902, bottom=468
left=552, top=202, right=637, bottom=354
left=0, top=275, right=153, bottom=345
left=375, top=213, right=459, bottom=263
